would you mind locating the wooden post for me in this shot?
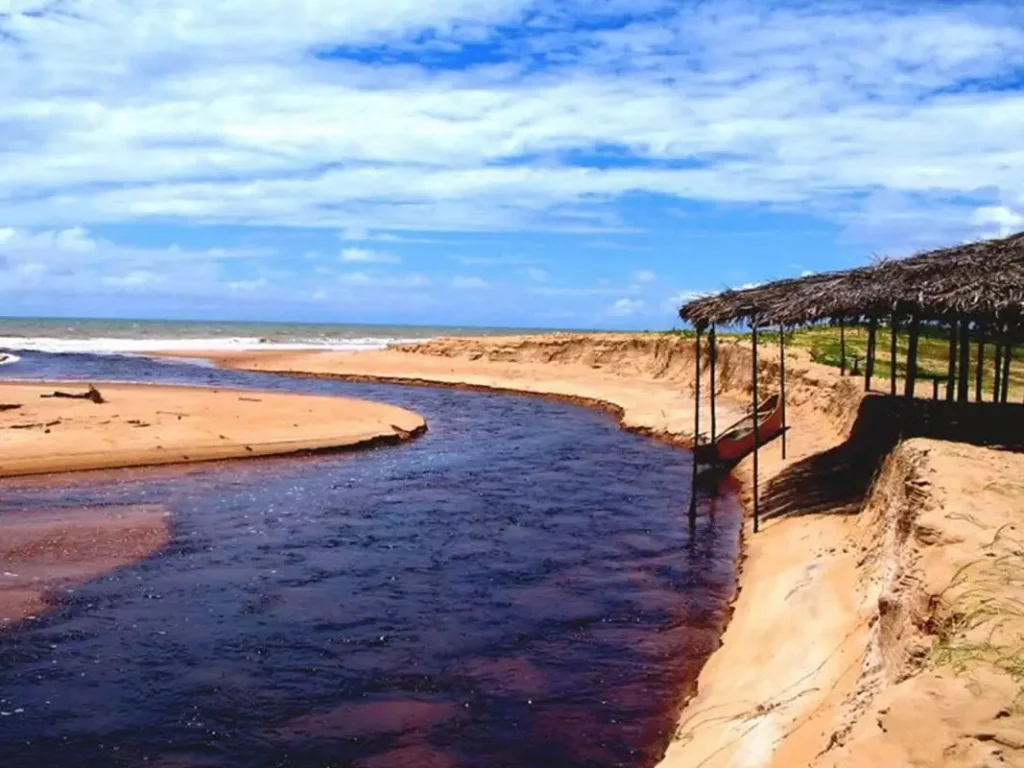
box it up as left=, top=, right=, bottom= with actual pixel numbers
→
left=839, top=320, right=847, bottom=375
left=752, top=320, right=760, bottom=534
left=890, top=313, right=899, bottom=396
left=865, top=318, right=877, bottom=391
left=946, top=321, right=958, bottom=402
left=904, top=315, right=920, bottom=399
left=957, top=320, right=971, bottom=404
left=993, top=331, right=1003, bottom=402
left=932, top=377, right=940, bottom=400
left=689, top=325, right=702, bottom=523
left=709, top=325, right=717, bottom=443
left=780, top=326, right=787, bottom=460
left=1001, top=338, right=1012, bottom=404
left=975, top=328, right=985, bottom=403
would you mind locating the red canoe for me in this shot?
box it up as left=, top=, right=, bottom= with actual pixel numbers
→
left=693, top=394, right=783, bottom=466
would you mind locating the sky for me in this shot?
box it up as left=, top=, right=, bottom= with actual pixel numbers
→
left=0, top=0, right=1023, bottom=330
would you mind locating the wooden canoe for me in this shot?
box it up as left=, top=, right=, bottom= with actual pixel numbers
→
left=693, top=394, right=783, bottom=466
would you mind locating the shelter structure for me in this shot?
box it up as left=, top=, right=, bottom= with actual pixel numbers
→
left=680, top=231, right=1024, bottom=531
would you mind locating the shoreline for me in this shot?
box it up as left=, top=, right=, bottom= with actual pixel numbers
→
left=163, top=336, right=1024, bottom=767
left=0, top=380, right=426, bottom=479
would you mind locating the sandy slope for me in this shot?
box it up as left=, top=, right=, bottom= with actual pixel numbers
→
left=159, top=334, right=1024, bottom=767
left=0, top=381, right=426, bottom=477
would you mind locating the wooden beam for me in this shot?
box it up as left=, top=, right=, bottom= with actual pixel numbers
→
left=975, top=329, right=985, bottom=403
left=993, top=332, right=1003, bottom=402
left=780, top=326, right=787, bottom=460
left=689, top=325, right=702, bottom=522
left=890, top=314, right=899, bottom=396
left=957, top=320, right=971, bottom=404
left=865, top=318, right=878, bottom=391
left=752, top=321, right=760, bottom=534
left=709, top=325, right=717, bottom=443
left=904, top=315, right=920, bottom=399
left=1001, top=337, right=1012, bottom=404
left=839, top=320, right=847, bottom=375
left=946, top=321, right=958, bottom=402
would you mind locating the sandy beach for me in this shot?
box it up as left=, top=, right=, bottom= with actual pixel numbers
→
left=164, top=333, right=1024, bottom=767
left=0, top=380, right=426, bottom=630
left=0, top=381, right=426, bottom=478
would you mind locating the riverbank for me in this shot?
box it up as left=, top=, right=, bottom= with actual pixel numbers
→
left=0, top=381, right=426, bottom=478
left=0, top=381, right=426, bottom=630
left=162, top=333, right=1024, bottom=767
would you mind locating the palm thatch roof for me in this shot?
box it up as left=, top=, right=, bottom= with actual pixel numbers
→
left=680, top=231, right=1024, bottom=328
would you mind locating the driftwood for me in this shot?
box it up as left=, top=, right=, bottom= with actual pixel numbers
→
left=40, top=385, right=105, bottom=404
left=0, top=404, right=21, bottom=412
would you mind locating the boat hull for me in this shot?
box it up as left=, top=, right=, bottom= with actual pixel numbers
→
left=692, top=397, right=784, bottom=466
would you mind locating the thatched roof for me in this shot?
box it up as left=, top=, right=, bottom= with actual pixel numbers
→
left=680, top=231, right=1024, bottom=328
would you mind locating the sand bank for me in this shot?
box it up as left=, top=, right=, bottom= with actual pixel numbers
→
left=0, top=381, right=426, bottom=478
left=159, top=335, right=1023, bottom=766
left=0, top=504, right=170, bottom=628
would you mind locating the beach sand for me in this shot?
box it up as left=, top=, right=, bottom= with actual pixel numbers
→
left=1, top=380, right=426, bottom=629
left=0, top=381, right=426, bottom=478
left=162, top=334, right=1024, bottom=767
left=0, top=504, right=170, bottom=629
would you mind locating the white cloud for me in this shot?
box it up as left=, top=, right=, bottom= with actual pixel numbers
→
left=800, top=269, right=815, bottom=277
left=971, top=204, right=1024, bottom=237
left=607, top=297, right=646, bottom=317
left=0, top=0, right=1020, bottom=246
left=340, top=247, right=401, bottom=264
left=634, top=269, right=656, bottom=283
left=451, top=275, right=490, bottom=289
left=527, top=267, right=549, bottom=282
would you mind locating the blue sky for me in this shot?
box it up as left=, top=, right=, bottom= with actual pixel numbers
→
left=1, top=0, right=1022, bottom=329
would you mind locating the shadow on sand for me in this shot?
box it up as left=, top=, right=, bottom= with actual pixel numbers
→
left=760, top=395, right=1024, bottom=523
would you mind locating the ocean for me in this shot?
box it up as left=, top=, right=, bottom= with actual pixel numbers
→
left=0, top=317, right=571, bottom=359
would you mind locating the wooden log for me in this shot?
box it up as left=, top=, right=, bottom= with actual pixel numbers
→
left=709, top=325, right=717, bottom=443
left=839, top=320, right=847, bottom=375
left=957, top=320, right=971, bottom=404
left=780, top=326, right=787, bottom=460
left=752, top=321, right=760, bottom=534
left=890, top=313, right=899, bottom=396
left=975, top=330, right=985, bottom=403
left=946, top=321, right=958, bottom=402
left=865, top=318, right=878, bottom=391
left=904, top=315, right=920, bottom=399
left=993, top=334, right=1003, bottom=402
left=689, top=325, right=702, bottom=522
left=1001, top=339, right=1012, bottom=404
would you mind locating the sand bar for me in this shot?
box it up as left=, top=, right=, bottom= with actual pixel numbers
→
left=0, top=381, right=426, bottom=478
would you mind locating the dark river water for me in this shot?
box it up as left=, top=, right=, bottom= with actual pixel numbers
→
left=0, top=352, right=741, bottom=768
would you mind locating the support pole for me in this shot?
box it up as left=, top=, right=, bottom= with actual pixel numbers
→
left=890, top=313, right=899, bottom=396
left=904, top=315, right=920, bottom=399
left=780, top=326, right=787, bottom=460
left=975, top=329, right=985, bottom=403
left=839, top=320, right=847, bottom=375
left=993, top=332, right=1003, bottom=402
left=689, top=325, right=702, bottom=523
left=946, top=321, right=958, bottom=402
left=1001, top=337, right=1012, bottom=404
left=957, top=320, right=971, bottom=404
left=709, top=325, right=718, bottom=443
left=752, top=321, right=760, bottom=534
left=865, top=318, right=877, bottom=391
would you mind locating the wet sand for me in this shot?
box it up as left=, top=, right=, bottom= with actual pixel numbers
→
left=0, top=504, right=170, bottom=628
left=158, top=334, right=1024, bottom=767
left=0, top=381, right=426, bottom=478
left=1, top=380, right=425, bottom=630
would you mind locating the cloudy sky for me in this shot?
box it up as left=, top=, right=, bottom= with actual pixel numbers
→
left=1, top=0, right=1022, bottom=328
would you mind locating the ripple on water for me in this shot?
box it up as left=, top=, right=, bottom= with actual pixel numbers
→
left=0, top=350, right=741, bottom=768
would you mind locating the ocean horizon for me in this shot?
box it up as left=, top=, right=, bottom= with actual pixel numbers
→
left=0, top=316, right=598, bottom=356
